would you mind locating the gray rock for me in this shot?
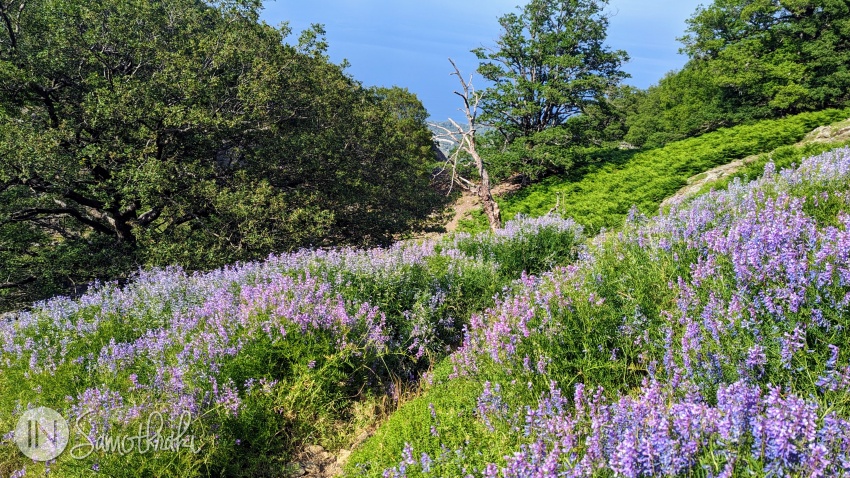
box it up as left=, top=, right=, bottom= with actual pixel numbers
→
left=304, top=444, right=325, bottom=456
left=283, top=464, right=306, bottom=477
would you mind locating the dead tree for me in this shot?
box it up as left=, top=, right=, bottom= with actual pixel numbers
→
left=431, top=59, right=502, bottom=231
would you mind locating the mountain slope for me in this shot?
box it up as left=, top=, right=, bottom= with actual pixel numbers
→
left=494, top=108, right=850, bottom=233
left=350, top=144, right=850, bottom=477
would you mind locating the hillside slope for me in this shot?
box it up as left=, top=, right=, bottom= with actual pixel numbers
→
left=494, top=108, right=850, bottom=233
left=661, top=117, right=850, bottom=208
left=350, top=145, right=850, bottom=477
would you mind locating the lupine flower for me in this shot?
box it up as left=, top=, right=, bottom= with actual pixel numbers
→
left=382, top=148, right=850, bottom=477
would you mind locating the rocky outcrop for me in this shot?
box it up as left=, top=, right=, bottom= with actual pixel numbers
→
left=284, top=429, right=374, bottom=478
left=661, top=119, right=850, bottom=208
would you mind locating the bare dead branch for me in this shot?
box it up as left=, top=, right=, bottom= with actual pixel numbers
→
left=428, top=58, right=502, bottom=230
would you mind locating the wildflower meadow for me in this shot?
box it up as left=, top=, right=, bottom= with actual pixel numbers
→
left=0, top=214, right=581, bottom=476
left=3, top=147, right=850, bottom=477
left=358, top=147, right=850, bottom=477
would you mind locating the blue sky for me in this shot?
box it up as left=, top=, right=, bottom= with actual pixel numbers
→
left=261, top=1, right=704, bottom=122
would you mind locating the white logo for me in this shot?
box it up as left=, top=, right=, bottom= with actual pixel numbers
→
left=14, top=407, right=70, bottom=461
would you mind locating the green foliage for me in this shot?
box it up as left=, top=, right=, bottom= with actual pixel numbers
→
left=473, top=86, right=641, bottom=184
left=680, top=0, right=850, bottom=115
left=455, top=209, right=491, bottom=234
left=470, top=0, right=633, bottom=188
left=346, top=235, right=686, bottom=477
left=0, top=215, right=585, bottom=476
left=347, top=366, right=503, bottom=477
left=0, top=0, right=443, bottom=311
left=500, top=109, right=850, bottom=232
left=474, top=0, right=628, bottom=143
left=624, top=65, right=737, bottom=148
left=204, top=328, right=384, bottom=476
left=619, top=0, right=850, bottom=150
left=447, top=215, right=583, bottom=276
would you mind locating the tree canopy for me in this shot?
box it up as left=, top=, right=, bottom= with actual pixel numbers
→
left=0, top=0, right=442, bottom=309
left=616, top=0, right=850, bottom=150
left=681, top=0, right=850, bottom=115
left=468, top=0, right=630, bottom=182
left=474, top=0, right=628, bottom=142
left=623, top=66, right=731, bottom=148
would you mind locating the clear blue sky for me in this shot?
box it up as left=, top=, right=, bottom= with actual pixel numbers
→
left=261, top=1, right=704, bottom=122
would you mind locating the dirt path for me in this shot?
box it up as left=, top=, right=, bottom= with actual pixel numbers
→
left=445, top=192, right=479, bottom=232
left=444, top=175, right=525, bottom=232
left=660, top=119, right=850, bottom=208
left=285, top=427, right=374, bottom=477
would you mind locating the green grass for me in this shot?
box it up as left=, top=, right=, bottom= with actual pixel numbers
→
left=346, top=142, right=850, bottom=476
left=455, top=209, right=490, bottom=234
left=497, top=108, right=850, bottom=233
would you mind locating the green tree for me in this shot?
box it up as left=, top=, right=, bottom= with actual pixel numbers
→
left=624, top=65, right=733, bottom=148
left=0, top=0, right=441, bottom=310
left=474, top=0, right=629, bottom=141
left=476, top=85, right=639, bottom=181
left=681, top=0, right=850, bottom=115
left=327, top=85, right=444, bottom=243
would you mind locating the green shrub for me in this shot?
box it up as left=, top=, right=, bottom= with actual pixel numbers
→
left=446, top=214, right=584, bottom=276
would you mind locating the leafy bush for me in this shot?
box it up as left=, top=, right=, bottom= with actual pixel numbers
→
left=445, top=214, right=584, bottom=277
left=0, top=0, right=445, bottom=313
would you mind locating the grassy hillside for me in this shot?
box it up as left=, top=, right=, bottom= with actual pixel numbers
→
left=494, top=108, right=850, bottom=233
left=2, top=145, right=850, bottom=476
left=0, top=215, right=583, bottom=477
left=684, top=121, right=850, bottom=203
left=349, top=145, right=850, bottom=477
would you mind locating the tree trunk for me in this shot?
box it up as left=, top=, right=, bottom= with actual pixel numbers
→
left=470, top=149, right=501, bottom=231
left=434, top=58, right=503, bottom=232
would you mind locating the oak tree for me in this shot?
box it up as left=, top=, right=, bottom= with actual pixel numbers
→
left=0, top=0, right=441, bottom=309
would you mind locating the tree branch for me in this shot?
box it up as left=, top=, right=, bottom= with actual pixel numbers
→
left=0, top=276, right=35, bottom=289
left=0, top=1, right=20, bottom=50
left=7, top=207, right=114, bottom=236
left=135, top=208, right=161, bottom=226
left=61, top=189, right=106, bottom=211
left=31, top=83, right=60, bottom=128
left=432, top=58, right=501, bottom=230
